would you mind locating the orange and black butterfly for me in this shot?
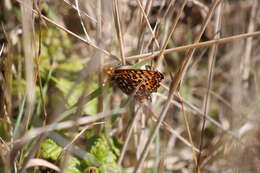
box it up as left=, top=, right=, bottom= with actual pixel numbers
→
left=104, top=66, right=164, bottom=101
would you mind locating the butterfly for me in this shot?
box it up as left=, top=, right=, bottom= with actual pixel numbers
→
left=104, top=66, right=164, bottom=101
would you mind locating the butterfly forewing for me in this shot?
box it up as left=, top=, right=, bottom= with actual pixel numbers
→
left=105, top=67, right=164, bottom=101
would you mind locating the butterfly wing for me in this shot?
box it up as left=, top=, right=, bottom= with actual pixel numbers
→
left=107, top=68, right=164, bottom=100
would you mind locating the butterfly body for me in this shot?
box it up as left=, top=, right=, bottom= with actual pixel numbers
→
left=104, top=67, right=164, bottom=101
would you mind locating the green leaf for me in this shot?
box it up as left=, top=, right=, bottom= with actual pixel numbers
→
left=84, top=134, right=120, bottom=173
left=40, top=138, right=62, bottom=161
left=65, top=156, right=82, bottom=173
left=40, top=139, right=82, bottom=173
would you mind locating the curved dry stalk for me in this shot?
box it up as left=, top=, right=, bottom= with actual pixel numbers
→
left=26, top=158, right=60, bottom=172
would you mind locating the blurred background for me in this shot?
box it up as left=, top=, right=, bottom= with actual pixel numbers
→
left=0, top=0, right=260, bottom=172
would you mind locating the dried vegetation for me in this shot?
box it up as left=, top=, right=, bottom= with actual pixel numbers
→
left=0, top=0, right=260, bottom=172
